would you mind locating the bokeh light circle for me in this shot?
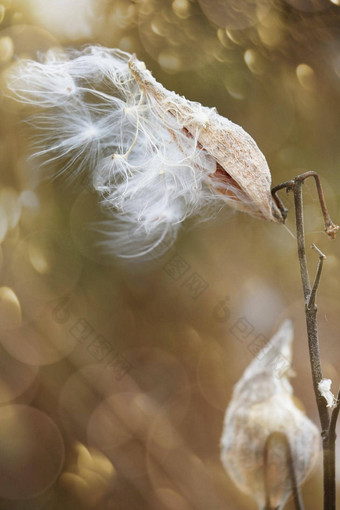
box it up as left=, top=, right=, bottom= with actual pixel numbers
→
left=196, top=339, right=231, bottom=411
left=284, top=0, right=331, bottom=12
left=153, top=487, right=192, bottom=510
left=0, top=298, right=78, bottom=366
left=8, top=229, right=82, bottom=321
left=0, top=346, right=38, bottom=404
left=0, top=24, right=60, bottom=79
left=198, top=0, right=273, bottom=30
left=88, top=392, right=155, bottom=479
left=58, top=363, right=136, bottom=442
left=138, top=0, right=219, bottom=71
left=0, top=405, right=64, bottom=500
left=26, top=0, right=104, bottom=41
left=121, top=347, right=191, bottom=418
left=70, top=189, right=118, bottom=266
left=0, top=286, right=21, bottom=330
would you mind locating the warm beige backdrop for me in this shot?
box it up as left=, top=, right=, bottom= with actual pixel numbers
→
left=0, top=1, right=339, bottom=509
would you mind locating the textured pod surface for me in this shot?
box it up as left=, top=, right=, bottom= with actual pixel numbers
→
left=129, top=56, right=282, bottom=223
left=220, top=320, right=320, bottom=510
left=7, top=46, right=282, bottom=259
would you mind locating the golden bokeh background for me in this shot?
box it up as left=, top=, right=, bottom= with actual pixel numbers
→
left=0, top=0, right=340, bottom=509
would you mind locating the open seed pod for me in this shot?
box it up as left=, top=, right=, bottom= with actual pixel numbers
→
left=7, top=47, right=283, bottom=258
left=129, top=55, right=283, bottom=224
left=220, top=320, right=320, bottom=510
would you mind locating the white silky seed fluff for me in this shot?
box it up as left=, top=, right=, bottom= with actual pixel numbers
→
left=6, top=46, right=283, bottom=259
left=318, top=378, right=337, bottom=409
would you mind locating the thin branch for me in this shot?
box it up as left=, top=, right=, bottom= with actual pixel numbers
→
left=274, top=175, right=330, bottom=431
left=329, top=388, right=340, bottom=440
left=271, top=180, right=293, bottom=222
left=320, top=383, right=339, bottom=510
left=264, top=432, right=305, bottom=510
left=272, top=171, right=340, bottom=239
left=295, top=171, right=339, bottom=239
left=271, top=171, right=339, bottom=510
left=293, top=179, right=311, bottom=302
left=294, top=179, right=329, bottom=430
left=308, top=244, right=326, bottom=310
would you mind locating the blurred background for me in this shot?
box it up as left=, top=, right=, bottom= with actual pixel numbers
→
left=0, top=0, right=340, bottom=508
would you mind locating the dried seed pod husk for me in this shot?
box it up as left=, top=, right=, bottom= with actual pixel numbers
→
left=129, top=56, right=283, bottom=223
left=220, top=320, right=320, bottom=510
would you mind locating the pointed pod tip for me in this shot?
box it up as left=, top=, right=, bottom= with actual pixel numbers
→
left=269, top=319, right=294, bottom=362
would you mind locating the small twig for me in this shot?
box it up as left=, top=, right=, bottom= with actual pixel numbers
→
left=329, top=388, right=340, bottom=440
left=303, top=171, right=339, bottom=239
left=293, top=179, right=311, bottom=302
left=294, top=178, right=329, bottom=429
left=272, top=171, right=340, bottom=239
left=308, top=244, right=326, bottom=310
left=295, top=171, right=339, bottom=239
left=324, top=389, right=340, bottom=510
left=264, top=432, right=305, bottom=510
left=271, top=180, right=294, bottom=222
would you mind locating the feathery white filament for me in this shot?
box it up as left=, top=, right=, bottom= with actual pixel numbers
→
left=6, top=46, right=269, bottom=259
left=318, top=378, right=337, bottom=409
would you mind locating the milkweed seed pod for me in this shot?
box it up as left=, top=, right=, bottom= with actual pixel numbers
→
left=220, top=320, right=320, bottom=510
left=6, top=46, right=283, bottom=258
